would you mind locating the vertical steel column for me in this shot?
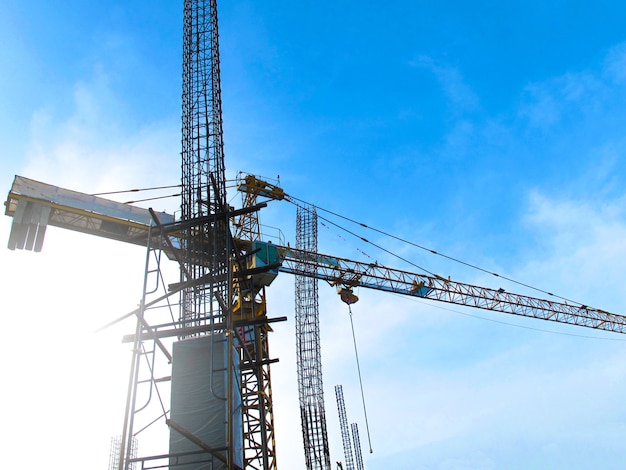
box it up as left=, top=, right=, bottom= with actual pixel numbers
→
left=350, top=423, right=364, bottom=470
left=296, top=205, right=331, bottom=470
left=180, top=1, right=235, bottom=468
left=234, top=179, right=278, bottom=470
left=334, top=385, right=355, bottom=470
left=181, top=0, right=229, bottom=331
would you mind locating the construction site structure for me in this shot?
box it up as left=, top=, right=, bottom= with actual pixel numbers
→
left=296, top=204, right=332, bottom=470
left=108, top=436, right=137, bottom=470
left=351, top=423, right=364, bottom=470
left=6, top=0, right=626, bottom=467
left=233, top=173, right=282, bottom=469
left=8, top=172, right=626, bottom=468
left=335, top=385, right=355, bottom=470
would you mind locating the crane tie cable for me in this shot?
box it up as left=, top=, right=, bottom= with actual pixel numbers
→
left=124, top=193, right=181, bottom=204
left=91, top=184, right=181, bottom=196
left=286, top=194, right=590, bottom=308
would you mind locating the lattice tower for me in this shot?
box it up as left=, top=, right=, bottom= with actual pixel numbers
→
left=335, top=385, right=355, bottom=470
left=180, top=0, right=230, bottom=330
left=233, top=181, right=278, bottom=470
left=296, top=203, right=331, bottom=469
left=109, top=436, right=137, bottom=470
left=350, top=423, right=364, bottom=470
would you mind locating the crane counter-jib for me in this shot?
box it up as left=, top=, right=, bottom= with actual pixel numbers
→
left=274, top=244, right=626, bottom=336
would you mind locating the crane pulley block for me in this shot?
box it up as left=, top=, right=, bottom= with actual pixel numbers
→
left=338, top=287, right=359, bottom=305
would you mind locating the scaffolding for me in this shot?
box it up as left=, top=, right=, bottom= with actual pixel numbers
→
left=109, top=436, right=137, bottom=470
left=118, top=0, right=242, bottom=467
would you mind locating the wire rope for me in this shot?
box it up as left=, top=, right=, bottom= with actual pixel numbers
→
left=124, top=193, right=181, bottom=204
left=286, top=194, right=590, bottom=308
left=91, top=184, right=181, bottom=196
left=347, top=303, right=374, bottom=454
left=394, top=292, right=626, bottom=341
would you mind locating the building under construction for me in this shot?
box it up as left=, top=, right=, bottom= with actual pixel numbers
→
left=6, top=1, right=626, bottom=470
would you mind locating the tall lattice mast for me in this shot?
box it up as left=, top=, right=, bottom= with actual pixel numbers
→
left=335, top=385, right=355, bottom=470
left=350, top=423, right=364, bottom=470
left=296, top=204, right=331, bottom=469
left=181, top=0, right=229, bottom=329
left=179, top=1, right=239, bottom=468
left=234, top=174, right=281, bottom=470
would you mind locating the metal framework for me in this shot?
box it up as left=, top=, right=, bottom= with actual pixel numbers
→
left=334, top=385, right=355, bottom=470
left=350, top=423, right=364, bottom=470
left=174, top=1, right=239, bottom=468
left=181, top=0, right=229, bottom=330
left=7, top=2, right=626, bottom=470
left=109, top=436, right=137, bottom=470
left=296, top=205, right=331, bottom=470
left=233, top=174, right=279, bottom=470
left=277, top=245, right=626, bottom=334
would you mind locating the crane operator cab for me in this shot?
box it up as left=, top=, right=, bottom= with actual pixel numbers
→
left=247, top=240, right=280, bottom=288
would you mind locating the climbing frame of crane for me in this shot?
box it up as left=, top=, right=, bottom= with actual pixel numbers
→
left=232, top=173, right=286, bottom=470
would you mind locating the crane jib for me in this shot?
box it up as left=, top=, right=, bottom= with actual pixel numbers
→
left=275, top=244, right=626, bottom=336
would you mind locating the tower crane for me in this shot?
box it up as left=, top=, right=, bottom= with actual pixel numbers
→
left=4, top=0, right=626, bottom=468
left=235, top=175, right=626, bottom=335
left=6, top=172, right=626, bottom=470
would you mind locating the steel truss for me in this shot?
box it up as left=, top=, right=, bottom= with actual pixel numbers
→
left=334, top=385, right=355, bottom=470
left=181, top=0, right=229, bottom=331
left=234, top=176, right=279, bottom=470
left=296, top=205, right=331, bottom=470
left=278, top=246, right=626, bottom=334
left=351, top=423, right=364, bottom=470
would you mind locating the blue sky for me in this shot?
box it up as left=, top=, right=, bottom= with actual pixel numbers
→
left=3, top=1, right=626, bottom=469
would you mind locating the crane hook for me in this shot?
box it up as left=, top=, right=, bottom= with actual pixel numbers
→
left=338, top=287, right=359, bottom=305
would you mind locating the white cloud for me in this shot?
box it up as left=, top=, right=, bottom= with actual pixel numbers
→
left=0, top=62, right=182, bottom=468
left=412, top=55, right=480, bottom=114
left=518, top=43, right=626, bottom=132
left=518, top=82, right=561, bottom=128
left=520, top=190, right=626, bottom=307
left=19, top=66, right=180, bottom=209
left=604, top=42, right=626, bottom=83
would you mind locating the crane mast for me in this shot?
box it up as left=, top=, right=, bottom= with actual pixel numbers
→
left=233, top=174, right=280, bottom=470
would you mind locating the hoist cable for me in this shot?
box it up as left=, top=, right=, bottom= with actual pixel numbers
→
left=347, top=304, right=374, bottom=454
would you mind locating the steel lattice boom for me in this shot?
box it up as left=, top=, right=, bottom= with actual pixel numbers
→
left=276, top=245, right=626, bottom=335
